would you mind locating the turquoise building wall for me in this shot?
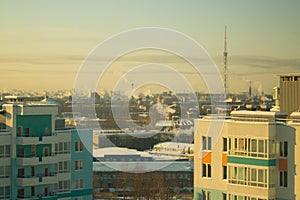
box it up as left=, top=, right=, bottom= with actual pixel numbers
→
left=8, top=109, right=93, bottom=199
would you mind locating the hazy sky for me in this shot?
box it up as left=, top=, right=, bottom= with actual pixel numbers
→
left=1, top=0, right=299, bottom=94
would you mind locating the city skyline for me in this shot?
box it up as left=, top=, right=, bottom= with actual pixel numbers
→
left=1, top=0, right=300, bottom=94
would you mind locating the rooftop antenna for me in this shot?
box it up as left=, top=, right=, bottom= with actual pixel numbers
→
left=224, top=25, right=228, bottom=97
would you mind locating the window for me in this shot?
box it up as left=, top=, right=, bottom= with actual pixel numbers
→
left=44, top=127, right=50, bottom=135
left=75, top=160, right=83, bottom=170
left=75, top=179, right=83, bottom=189
left=222, top=193, right=227, bottom=200
left=227, top=194, right=275, bottom=200
left=55, top=142, right=70, bottom=154
left=24, top=128, right=30, bottom=136
left=17, top=126, right=22, bottom=136
left=202, top=163, right=211, bottom=178
left=202, top=137, right=206, bottom=150
left=228, top=166, right=273, bottom=188
left=202, top=136, right=212, bottom=151
left=269, top=169, right=275, bottom=188
left=0, top=166, right=10, bottom=178
left=43, top=147, right=50, bottom=156
left=0, top=145, right=11, bottom=158
left=223, top=138, right=228, bottom=152
left=17, top=189, right=24, bottom=198
left=31, top=186, right=35, bottom=196
left=202, top=190, right=211, bottom=200
left=280, top=141, right=288, bottom=157
left=229, top=138, right=275, bottom=158
left=57, top=180, right=70, bottom=193
left=56, top=161, right=70, bottom=173
left=223, top=165, right=227, bottom=180
left=75, top=141, right=83, bottom=152
left=280, top=171, right=288, bottom=187
left=17, top=168, right=24, bottom=178
left=268, top=140, right=276, bottom=157
left=0, top=186, right=10, bottom=199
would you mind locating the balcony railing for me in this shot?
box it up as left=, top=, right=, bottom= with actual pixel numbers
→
left=16, top=132, right=57, bottom=145
left=16, top=153, right=57, bottom=165
left=17, top=192, right=57, bottom=200
left=0, top=129, right=10, bottom=135
left=17, top=172, right=57, bottom=186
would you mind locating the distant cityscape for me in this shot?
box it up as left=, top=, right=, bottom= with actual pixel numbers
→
left=0, top=74, right=299, bottom=199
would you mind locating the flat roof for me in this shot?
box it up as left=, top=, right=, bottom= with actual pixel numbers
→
left=290, top=112, right=300, bottom=119
left=277, top=73, right=300, bottom=77
left=4, top=95, right=28, bottom=99
left=231, top=110, right=287, bottom=118
left=93, top=161, right=193, bottom=172
left=93, top=147, right=152, bottom=158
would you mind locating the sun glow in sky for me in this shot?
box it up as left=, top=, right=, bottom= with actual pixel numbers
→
left=0, top=0, right=299, bottom=94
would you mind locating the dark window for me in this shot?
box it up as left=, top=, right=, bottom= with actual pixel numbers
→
left=24, top=128, right=30, bottom=135
left=207, top=164, right=211, bottom=178
left=202, top=164, right=206, bottom=177
left=223, top=165, right=227, bottom=179
left=280, top=141, right=288, bottom=157
left=222, top=193, right=227, bottom=200
left=223, top=138, right=227, bottom=152
left=280, top=171, right=288, bottom=187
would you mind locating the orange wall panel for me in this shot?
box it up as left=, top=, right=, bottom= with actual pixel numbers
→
left=202, top=152, right=212, bottom=164
left=222, top=153, right=227, bottom=165
left=279, top=158, right=288, bottom=171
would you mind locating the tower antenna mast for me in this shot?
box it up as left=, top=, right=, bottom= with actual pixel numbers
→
left=224, top=25, right=228, bottom=96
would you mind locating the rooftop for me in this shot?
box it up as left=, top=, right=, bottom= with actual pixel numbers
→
left=93, top=161, right=193, bottom=172
left=231, top=110, right=287, bottom=119
left=277, top=73, right=300, bottom=77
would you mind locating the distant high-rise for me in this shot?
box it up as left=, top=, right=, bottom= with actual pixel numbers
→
left=279, top=74, right=300, bottom=115
left=224, top=26, right=228, bottom=95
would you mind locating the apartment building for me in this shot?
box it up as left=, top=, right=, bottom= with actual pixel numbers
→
left=279, top=74, right=300, bottom=115
left=194, top=110, right=300, bottom=200
left=0, top=96, right=92, bottom=200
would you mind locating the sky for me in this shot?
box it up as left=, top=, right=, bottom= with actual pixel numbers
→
left=0, top=0, right=300, bottom=94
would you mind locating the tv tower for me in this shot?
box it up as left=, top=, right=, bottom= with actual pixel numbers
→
left=223, top=25, right=228, bottom=96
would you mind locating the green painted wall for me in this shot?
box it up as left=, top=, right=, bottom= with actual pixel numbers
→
left=228, top=156, right=276, bottom=166
left=57, top=189, right=93, bottom=198
left=194, top=187, right=225, bottom=200
left=16, top=115, right=52, bottom=137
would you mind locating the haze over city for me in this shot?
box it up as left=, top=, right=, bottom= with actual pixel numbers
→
left=1, top=0, right=300, bottom=94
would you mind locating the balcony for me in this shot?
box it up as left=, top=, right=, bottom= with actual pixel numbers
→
left=16, top=136, right=39, bottom=144
left=16, top=154, right=39, bottom=166
left=38, top=173, right=58, bottom=184
left=17, top=172, right=57, bottom=186
left=16, top=192, right=57, bottom=200
left=38, top=154, right=57, bottom=164
left=16, top=153, right=57, bottom=166
left=16, top=132, right=57, bottom=145
left=0, top=129, right=10, bottom=135
left=16, top=176, right=39, bottom=186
